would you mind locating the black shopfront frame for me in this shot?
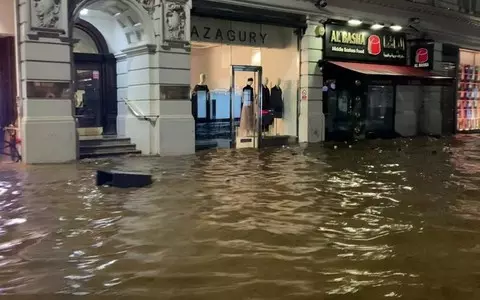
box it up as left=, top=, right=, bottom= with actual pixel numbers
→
left=323, top=62, right=453, bottom=141
left=322, top=20, right=454, bottom=141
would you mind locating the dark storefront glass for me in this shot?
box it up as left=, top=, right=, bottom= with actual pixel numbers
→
left=366, top=85, right=394, bottom=133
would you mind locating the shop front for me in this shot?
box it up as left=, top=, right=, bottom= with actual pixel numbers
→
left=321, top=21, right=453, bottom=141
left=456, top=48, right=480, bottom=132
left=190, top=14, right=301, bottom=150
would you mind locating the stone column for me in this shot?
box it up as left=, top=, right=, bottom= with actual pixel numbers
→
left=422, top=42, right=444, bottom=135
left=16, top=0, right=76, bottom=163
left=154, top=0, right=194, bottom=155
left=299, top=18, right=325, bottom=143
left=119, top=44, right=158, bottom=154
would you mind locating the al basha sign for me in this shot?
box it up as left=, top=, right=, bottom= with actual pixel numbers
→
left=330, top=30, right=366, bottom=45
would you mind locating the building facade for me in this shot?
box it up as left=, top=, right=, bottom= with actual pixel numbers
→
left=8, top=0, right=480, bottom=163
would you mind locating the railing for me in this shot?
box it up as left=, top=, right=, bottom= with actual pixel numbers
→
left=410, top=0, right=480, bottom=15
left=123, top=98, right=159, bottom=124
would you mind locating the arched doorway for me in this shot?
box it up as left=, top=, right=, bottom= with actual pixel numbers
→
left=73, top=20, right=117, bottom=136
left=71, top=0, right=157, bottom=143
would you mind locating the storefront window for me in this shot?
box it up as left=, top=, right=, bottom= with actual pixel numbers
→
left=457, top=49, right=480, bottom=131
left=366, top=85, right=394, bottom=132
left=190, top=17, right=299, bottom=144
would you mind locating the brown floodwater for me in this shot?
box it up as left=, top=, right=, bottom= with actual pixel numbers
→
left=1, top=136, right=480, bottom=299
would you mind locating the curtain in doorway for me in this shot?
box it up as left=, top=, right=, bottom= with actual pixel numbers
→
left=0, top=37, right=17, bottom=128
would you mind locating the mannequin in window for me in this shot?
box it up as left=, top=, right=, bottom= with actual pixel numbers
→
left=270, top=78, right=284, bottom=118
left=239, top=77, right=255, bottom=137
left=261, top=77, right=274, bottom=131
left=262, top=77, right=270, bottom=110
left=191, top=73, right=209, bottom=121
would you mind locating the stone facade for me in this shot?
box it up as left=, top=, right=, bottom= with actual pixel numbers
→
left=11, top=0, right=480, bottom=163
left=299, top=19, right=325, bottom=143
left=17, top=0, right=76, bottom=163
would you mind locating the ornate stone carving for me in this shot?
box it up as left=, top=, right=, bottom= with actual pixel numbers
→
left=32, top=0, right=62, bottom=29
left=137, top=0, right=155, bottom=15
left=164, top=1, right=187, bottom=41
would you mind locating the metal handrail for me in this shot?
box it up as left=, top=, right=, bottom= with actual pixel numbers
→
left=123, top=98, right=159, bottom=123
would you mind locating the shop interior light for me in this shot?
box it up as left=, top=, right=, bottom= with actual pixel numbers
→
left=390, top=25, right=402, bottom=31
left=347, top=19, right=362, bottom=26
left=80, top=8, right=88, bottom=16
left=371, top=23, right=384, bottom=30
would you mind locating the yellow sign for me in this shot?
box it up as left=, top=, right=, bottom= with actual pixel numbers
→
left=330, top=30, right=366, bottom=46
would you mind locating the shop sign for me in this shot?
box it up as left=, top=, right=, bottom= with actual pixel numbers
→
left=191, top=26, right=267, bottom=44
left=191, top=16, right=289, bottom=48
left=324, top=24, right=407, bottom=64
left=301, top=89, right=307, bottom=100
left=410, top=42, right=434, bottom=69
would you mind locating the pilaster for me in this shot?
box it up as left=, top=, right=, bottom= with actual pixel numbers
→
left=299, top=18, right=325, bottom=143
left=17, top=0, right=76, bottom=163
left=154, top=0, right=194, bottom=155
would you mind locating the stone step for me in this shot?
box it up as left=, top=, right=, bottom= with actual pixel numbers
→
left=79, top=136, right=140, bottom=158
left=79, top=136, right=132, bottom=147
left=80, top=148, right=141, bottom=158
left=79, top=142, right=137, bottom=151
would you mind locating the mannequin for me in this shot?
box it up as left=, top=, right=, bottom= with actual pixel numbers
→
left=239, top=77, right=255, bottom=136
left=191, top=73, right=209, bottom=120
left=270, top=78, right=284, bottom=118
left=262, top=77, right=270, bottom=110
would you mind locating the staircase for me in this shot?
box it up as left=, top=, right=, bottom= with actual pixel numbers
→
left=79, top=136, right=141, bottom=158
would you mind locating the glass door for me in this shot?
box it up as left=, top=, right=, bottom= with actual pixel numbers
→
left=366, top=85, right=395, bottom=137
left=75, top=64, right=102, bottom=135
left=231, top=65, right=263, bottom=149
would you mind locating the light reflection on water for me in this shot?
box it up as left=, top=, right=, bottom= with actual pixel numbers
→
left=0, top=136, right=480, bottom=298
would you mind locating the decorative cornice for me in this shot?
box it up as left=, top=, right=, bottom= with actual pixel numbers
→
left=136, top=0, right=156, bottom=15
left=121, top=43, right=157, bottom=56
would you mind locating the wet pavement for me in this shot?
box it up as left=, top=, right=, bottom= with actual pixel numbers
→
left=1, top=136, right=480, bottom=299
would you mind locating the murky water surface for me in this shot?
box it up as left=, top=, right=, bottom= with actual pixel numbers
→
left=2, top=136, right=480, bottom=299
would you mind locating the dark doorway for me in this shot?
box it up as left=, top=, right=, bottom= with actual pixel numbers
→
left=73, top=20, right=117, bottom=135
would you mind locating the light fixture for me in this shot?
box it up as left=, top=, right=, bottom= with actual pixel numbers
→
left=390, top=25, right=402, bottom=31
left=114, top=12, right=121, bottom=17
left=371, top=23, right=384, bottom=30
left=347, top=19, right=362, bottom=26
left=133, top=22, right=142, bottom=27
left=80, top=8, right=88, bottom=16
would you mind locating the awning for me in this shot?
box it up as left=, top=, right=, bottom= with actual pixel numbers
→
left=328, top=61, right=450, bottom=79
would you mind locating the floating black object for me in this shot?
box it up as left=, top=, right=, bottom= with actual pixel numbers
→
left=96, top=170, right=153, bottom=188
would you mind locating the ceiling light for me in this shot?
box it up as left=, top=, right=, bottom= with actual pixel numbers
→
left=114, top=12, right=121, bottom=17
left=80, top=8, right=88, bottom=16
left=347, top=19, right=362, bottom=26
left=390, top=25, right=402, bottom=31
left=134, top=22, right=142, bottom=27
left=371, top=23, right=384, bottom=30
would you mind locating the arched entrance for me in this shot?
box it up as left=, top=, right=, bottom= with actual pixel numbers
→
left=73, top=20, right=117, bottom=136
left=71, top=0, right=156, bottom=138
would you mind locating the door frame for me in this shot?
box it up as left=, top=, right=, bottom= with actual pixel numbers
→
left=230, top=65, right=263, bottom=148
left=73, top=20, right=117, bottom=136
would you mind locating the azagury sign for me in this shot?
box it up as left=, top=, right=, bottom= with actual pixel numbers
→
left=190, top=16, right=289, bottom=48
left=324, top=24, right=407, bottom=64
left=191, top=26, right=268, bottom=44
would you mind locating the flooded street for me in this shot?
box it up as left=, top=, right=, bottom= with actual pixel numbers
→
left=2, top=136, right=480, bottom=299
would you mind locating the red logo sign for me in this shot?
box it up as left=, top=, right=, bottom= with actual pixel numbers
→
left=367, top=35, right=381, bottom=56
left=415, top=48, right=428, bottom=64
